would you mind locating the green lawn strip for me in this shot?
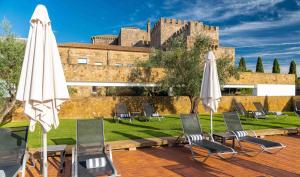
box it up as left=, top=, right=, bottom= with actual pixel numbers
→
left=2, top=113, right=300, bottom=148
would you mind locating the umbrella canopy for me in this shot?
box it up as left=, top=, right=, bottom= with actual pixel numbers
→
left=200, top=50, right=221, bottom=134
left=16, top=4, right=69, bottom=177
left=16, top=4, right=69, bottom=132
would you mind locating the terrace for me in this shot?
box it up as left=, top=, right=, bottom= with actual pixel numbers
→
left=4, top=113, right=300, bottom=176
left=18, top=135, right=300, bottom=177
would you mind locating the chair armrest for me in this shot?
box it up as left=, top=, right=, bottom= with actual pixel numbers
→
left=104, top=145, right=119, bottom=177
left=202, top=132, right=214, bottom=142
left=105, top=144, right=113, bottom=162
left=248, top=129, right=257, bottom=137
left=72, top=147, right=77, bottom=177
left=228, top=131, right=240, bottom=140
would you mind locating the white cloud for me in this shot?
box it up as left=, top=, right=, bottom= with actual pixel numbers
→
left=221, top=10, right=300, bottom=35
left=171, top=0, right=284, bottom=22
left=236, top=42, right=300, bottom=49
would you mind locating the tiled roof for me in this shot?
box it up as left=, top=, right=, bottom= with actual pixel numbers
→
left=58, top=43, right=152, bottom=53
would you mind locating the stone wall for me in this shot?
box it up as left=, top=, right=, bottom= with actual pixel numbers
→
left=59, top=45, right=150, bottom=67
left=229, top=72, right=296, bottom=85
left=119, top=27, right=150, bottom=47
left=58, top=96, right=296, bottom=118
left=12, top=96, right=297, bottom=119
left=64, top=65, right=164, bottom=83
left=63, top=64, right=295, bottom=85
left=214, top=47, right=235, bottom=61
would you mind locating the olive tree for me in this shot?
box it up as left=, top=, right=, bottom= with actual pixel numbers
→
left=138, top=34, right=239, bottom=113
left=0, top=18, right=25, bottom=122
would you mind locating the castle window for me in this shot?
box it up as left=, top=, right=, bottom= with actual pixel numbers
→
left=77, top=58, right=88, bottom=64
left=115, top=63, right=123, bottom=67
left=94, top=61, right=103, bottom=66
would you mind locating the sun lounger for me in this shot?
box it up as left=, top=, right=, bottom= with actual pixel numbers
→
left=72, top=119, right=118, bottom=177
left=253, top=102, right=285, bottom=117
left=179, top=114, right=236, bottom=162
left=0, top=126, right=29, bottom=177
left=114, top=103, right=133, bottom=123
left=142, top=103, right=164, bottom=121
left=223, top=112, right=285, bottom=156
left=235, top=102, right=265, bottom=119
left=294, top=100, right=300, bottom=117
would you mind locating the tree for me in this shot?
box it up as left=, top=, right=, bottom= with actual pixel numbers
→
left=289, top=60, right=297, bottom=76
left=0, top=18, right=25, bottom=122
left=238, top=57, right=247, bottom=72
left=272, top=58, right=280, bottom=73
left=256, top=56, right=264, bottom=73
left=139, top=34, right=239, bottom=113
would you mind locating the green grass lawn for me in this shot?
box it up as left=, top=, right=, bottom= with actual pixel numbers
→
left=2, top=113, right=300, bottom=148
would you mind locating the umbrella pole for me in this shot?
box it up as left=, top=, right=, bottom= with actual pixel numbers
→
left=210, top=110, right=213, bottom=136
left=43, top=129, right=48, bottom=177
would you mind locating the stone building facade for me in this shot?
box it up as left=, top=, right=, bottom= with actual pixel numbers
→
left=58, top=17, right=294, bottom=98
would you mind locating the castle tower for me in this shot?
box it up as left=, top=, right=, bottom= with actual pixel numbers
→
left=147, top=19, right=151, bottom=41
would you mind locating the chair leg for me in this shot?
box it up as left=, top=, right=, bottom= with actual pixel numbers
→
left=21, top=152, right=29, bottom=177
left=175, top=134, right=184, bottom=145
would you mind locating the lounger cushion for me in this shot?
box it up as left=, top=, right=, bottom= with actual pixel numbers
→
left=86, top=157, right=107, bottom=169
left=186, top=134, right=203, bottom=142
left=78, top=154, right=113, bottom=177
left=240, top=136, right=283, bottom=148
left=234, top=131, right=248, bottom=138
left=151, top=113, right=160, bottom=117
left=119, top=114, right=130, bottom=118
left=193, top=139, right=234, bottom=153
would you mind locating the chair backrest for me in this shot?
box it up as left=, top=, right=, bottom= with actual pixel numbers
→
left=142, top=103, right=154, bottom=117
left=0, top=126, right=29, bottom=165
left=295, top=100, right=300, bottom=111
left=77, top=119, right=105, bottom=156
left=180, top=114, right=202, bottom=135
left=115, top=103, right=129, bottom=115
left=253, top=102, right=267, bottom=114
left=223, top=112, right=244, bottom=132
left=235, top=102, right=247, bottom=116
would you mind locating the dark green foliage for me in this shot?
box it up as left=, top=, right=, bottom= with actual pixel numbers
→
left=256, top=56, right=264, bottom=73
left=272, top=58, right=280, bottom=73
left=289, top=60, right=297, bottom=76
left=238, top=57, right=247, bottom=72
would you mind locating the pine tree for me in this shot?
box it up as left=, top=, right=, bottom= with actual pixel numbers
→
left=272, top=58, right=280, bottom=73
left=289, top=60, right=297, bottom=75
left=256, top=56, right=264, bottom=73
left=238, top=57, right=247, bottom=72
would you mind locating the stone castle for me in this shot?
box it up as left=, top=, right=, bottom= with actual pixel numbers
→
left=89, top=18, right=234, bottom=59
left=59, top=18, right=235, bottom=68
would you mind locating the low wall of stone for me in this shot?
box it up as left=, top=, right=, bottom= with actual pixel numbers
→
left=12, top=96, right=297, bottom=120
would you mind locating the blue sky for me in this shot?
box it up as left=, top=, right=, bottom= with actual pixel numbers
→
left=0, top=0, right=300, bottom=75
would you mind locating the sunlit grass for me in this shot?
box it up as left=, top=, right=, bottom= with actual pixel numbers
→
left=2, top=113, right=300, bottom=148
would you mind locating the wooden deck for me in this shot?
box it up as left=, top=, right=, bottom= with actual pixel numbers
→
left=20, top=135, right=300, bottom=177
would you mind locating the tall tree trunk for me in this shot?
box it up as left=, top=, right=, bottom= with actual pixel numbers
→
left=0, top=97, right=16, bottom=123
left=189, top=96, right=200, bottom=113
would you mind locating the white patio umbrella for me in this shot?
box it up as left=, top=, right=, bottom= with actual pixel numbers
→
left=200, top=50, right=221, bottom=135
left=16, top=4, right=69, bottom=177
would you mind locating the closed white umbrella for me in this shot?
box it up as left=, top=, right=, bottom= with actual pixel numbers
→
left=16, top=4, right=69, bottom=177
left=200, top=50, right=221, bottom=135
